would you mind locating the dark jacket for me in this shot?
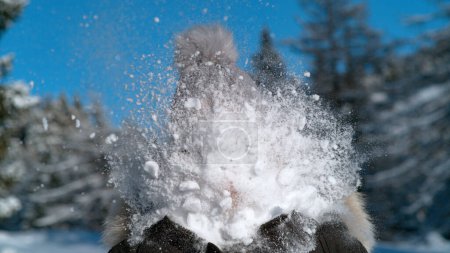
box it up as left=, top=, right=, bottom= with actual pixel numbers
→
left=108, top=213, right=367, bottom=253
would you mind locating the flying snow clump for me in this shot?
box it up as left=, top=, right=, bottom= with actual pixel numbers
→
left=107, top=25, right=361, bottom=251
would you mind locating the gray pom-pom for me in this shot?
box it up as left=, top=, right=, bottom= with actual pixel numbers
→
left=175, top=25, right=238, bottom=69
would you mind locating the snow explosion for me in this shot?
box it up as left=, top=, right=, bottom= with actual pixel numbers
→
left=107, top=25, right=361, bottom=251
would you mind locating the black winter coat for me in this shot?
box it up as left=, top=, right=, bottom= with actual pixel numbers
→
left=109, top=214, right=368, bottom=253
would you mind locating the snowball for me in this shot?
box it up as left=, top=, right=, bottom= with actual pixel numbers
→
left=143, top=161, right=159, bottom=179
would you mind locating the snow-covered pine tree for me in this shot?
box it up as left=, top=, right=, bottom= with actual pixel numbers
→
left=0, top=0, right=26, bottom=33
left=0, top=0, right=26, bottom=79
left=252, top=28, right=302, bottom=97
left=288, top=0, right=383, bottom=122
left=0, top=0, right=117, bottom=230
left=252, top=29, right=287, bottom=94
left=362, top=0, right=450, bottom=241
left=0, top=85, right=118, bottom=230
left=0, top=0, right=27, bottom=221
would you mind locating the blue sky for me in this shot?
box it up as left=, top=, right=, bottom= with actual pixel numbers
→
left=0, top=0, right=441, bottom=125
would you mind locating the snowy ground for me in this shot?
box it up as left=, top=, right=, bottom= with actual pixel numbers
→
left=0, top=230, right=449, bottom=253
left=0, top=230, right=106, bottom=253
left=374, top=244, right=448, bottom=253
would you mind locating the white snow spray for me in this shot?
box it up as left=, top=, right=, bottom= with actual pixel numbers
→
left=107, top=25, right=361, bottom=252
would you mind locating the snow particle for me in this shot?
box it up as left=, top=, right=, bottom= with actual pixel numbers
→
left=179, top=180, right=200, bottom=191
left=186, top=213, right=208, bottom=232
left=0, top=196, right=21, bottom=218
left=298, top=116, right=307, bottom=131
left=320, top=140, right=329, bottom=150
left=270, top=206, right=284, bottom=218
left=311, top=94, right=320, bottom=101
left=219, top=197, right=233, bottom=210
left=153, top=16, right=160, bottom=23
left=42, top=117, right=48, bottom=131
left=75, top=119, right=81, bottom=128
left=184, top=98, right=202, bottom=110
left=304, top=71, right=311, bottom=77
left=182, top=197, right=202, bottom=212
left=143, top=160, right=159, bottom=179
left=277, top=168, right=297, bottom=186
left=304, top=226, right=314, bottom=235
left=89, top=132, right=96, bottom=139
left=105, top=134, right=118, bottom=144
left=328, top=176, right=337, bottom=185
